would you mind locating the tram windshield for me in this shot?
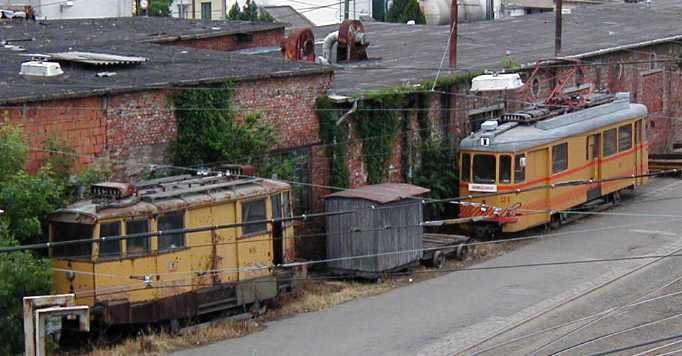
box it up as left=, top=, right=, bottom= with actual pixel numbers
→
left=51, top=222, right=94, bottom=259
left=473, top=154, right=496, bottom=184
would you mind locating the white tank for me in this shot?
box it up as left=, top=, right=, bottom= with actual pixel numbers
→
left=419, top=0, right=489, bottom=25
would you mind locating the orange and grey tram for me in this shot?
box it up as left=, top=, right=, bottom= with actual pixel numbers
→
left=459, top=94, right=648, bottom=236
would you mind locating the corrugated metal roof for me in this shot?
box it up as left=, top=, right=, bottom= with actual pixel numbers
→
left=48, top=51, right=148, bottom=65
left=325, top=183, right=430, bottom=204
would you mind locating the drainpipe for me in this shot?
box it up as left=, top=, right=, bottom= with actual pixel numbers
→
left=322, top=31, right=339, bottom=64
left=336, top=100, right=358, bottom=126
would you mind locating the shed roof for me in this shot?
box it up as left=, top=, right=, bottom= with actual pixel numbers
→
left=459, top=100, right=647, bottom=152
left=0, top=17, right=331, bottom=104
left=312, top=0, right=682, bottom=96
left=325, top=183, right=430, bottom=204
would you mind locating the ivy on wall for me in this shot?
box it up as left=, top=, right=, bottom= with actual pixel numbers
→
left=316, top=71, right=482, bottom=196
left=170, top=82, right=275, bottom=167
left=354, top=94, right=403, bottom=184
left=316, top=97, right=350, bottom=188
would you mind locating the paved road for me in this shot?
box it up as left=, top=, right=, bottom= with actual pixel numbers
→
left=175, top=178, right=682, bottom=356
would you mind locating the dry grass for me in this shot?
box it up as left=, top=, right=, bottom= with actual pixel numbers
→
left=264, top=279, right=399, bottom=320
left=87, top=240, right=526, bottom=356
left=88, top=320, right=260, bottom=356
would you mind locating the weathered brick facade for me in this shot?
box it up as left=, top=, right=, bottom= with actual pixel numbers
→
left=0, top=73, right=333, bottom=207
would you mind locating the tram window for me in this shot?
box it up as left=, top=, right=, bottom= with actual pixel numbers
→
left=242, top=199, right=267, bottom=235
left=158, top=212, right=185, bottom=251
left=52, top=222, right=93, bottom=259
left=514, top=154, right=526, bottom=183
left=603, top=128, right=617, bottom=156
left=619, top=124, right=632, bottom=151
left=499, top=155, right=512, bottom=184
left=461, top=153, right=471, bottom=182
left=283, top=191, right=291, bottom=219
left=99, top=222, right=121, bottom=258
left=126, top=219, right=150, bottom=256
left=552, top=143, right=568, bottom=174
left=473, top=154, right=496, bottom=184
left=272, top=194, right=282, bottom=220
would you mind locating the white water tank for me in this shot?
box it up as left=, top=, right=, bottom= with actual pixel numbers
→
left=419, top=0, right=489, bottom=25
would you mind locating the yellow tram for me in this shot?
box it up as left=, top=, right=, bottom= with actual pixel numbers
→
left=459, top=94, right=648, bottom=235
left=49, top=173, right=301, bottom=325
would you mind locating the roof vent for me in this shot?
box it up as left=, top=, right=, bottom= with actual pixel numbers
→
left=481, top=120, right=499, bottom=132
left=91, top=182, right=135, bottom=202
left=19, top=61, right=64, bottom=77
left=615, top=92, right=631, bottom=103
left=471, top=73, right=524, bottom=92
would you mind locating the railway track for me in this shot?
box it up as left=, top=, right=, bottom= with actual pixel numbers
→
left=453, top=196, right=682, bottom=356
left=649, top=153, right=682, bottom=172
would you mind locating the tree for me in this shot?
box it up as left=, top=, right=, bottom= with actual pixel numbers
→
left=170, top=84, right=276, bottom=167
left=0, top=227, right=52, bottom=355
left=227, top=0, right=274, bottom=22
left=148, top=0, right=172, bottom=16
left=228, top=2, right=241, bottom=20
left=386, top=0, right=426, bottom=24
left=0, top=126, right=55, bottom=354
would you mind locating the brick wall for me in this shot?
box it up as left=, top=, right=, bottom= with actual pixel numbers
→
left=0, top=97, right=106, bottom=173
left=105, top=90, right=176, bottom=179
left=167, top=29, right=284, bottom=52
left=0, top=91, right=175, bottom=179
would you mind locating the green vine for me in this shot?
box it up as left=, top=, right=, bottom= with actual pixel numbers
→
left=316, top=97, right=349, bottom=188
left=420, top=70, right=483, bottom=91
left=354, top=94, right=403, bottom=184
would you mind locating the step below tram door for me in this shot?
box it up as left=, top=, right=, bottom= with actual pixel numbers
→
left=587, top=133, right=602, bottom=201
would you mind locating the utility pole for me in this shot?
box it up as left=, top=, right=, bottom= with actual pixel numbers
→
left=344, top=0, right=349, bottom=20
left=555, top=0, right=562, bottom=57
left=449, top=0, right=458, bottom=68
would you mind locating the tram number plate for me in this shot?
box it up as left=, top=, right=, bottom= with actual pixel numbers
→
left=468, top=183, right=498, bottom=192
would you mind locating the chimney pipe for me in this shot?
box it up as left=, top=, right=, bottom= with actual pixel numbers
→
left=449, top=0, right=458, bottom=68
left=555, top=0, right=562, bottom=57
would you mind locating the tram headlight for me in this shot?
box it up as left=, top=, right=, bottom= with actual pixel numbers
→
left=65, top=270, right=76, bottom=281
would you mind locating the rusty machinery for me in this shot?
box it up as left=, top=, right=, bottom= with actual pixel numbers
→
left=337, top=20, right=368, bottom=63
left=281, top=27, right=316, bottom=62
left=521, top=58, right=594, bottom=110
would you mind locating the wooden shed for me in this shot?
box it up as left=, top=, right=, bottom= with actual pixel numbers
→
left=324, top=183, right=430, bottom=276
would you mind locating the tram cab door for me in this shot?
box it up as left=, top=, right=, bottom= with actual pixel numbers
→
left=634, top=120, right=644, bottom=185
left=586, top=134, right=602, bottom=201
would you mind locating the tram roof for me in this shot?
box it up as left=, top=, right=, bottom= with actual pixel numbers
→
left=49, top=176, right=290, bottom=224
left=459, top=100, right=648, bottom=153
